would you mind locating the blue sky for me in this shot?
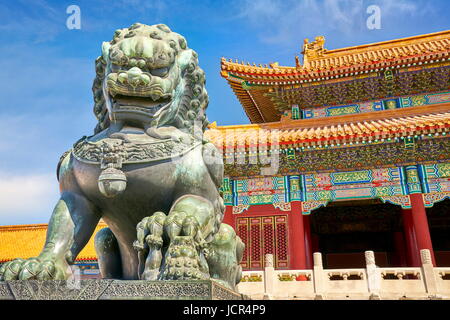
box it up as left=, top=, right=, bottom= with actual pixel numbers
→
left=0, top=0, right=449, bottom=225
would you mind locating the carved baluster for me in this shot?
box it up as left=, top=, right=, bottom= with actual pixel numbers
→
left=265, top=254, right=274, bottom=268
left=420, top=249, right=439, bottom=296
left=313, top=252, right=325, bottom=299
left=263, top=254, right=275, bottom=298
left=366, top=251, right=380, bottom=299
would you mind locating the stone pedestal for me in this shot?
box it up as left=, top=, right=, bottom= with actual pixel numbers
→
left=0, top=280, right=246, bottom=300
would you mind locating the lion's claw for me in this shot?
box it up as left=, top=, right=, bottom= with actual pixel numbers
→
left=0, top=257, right=69, bottom=280
left=133, top=240, right=145, bottom=251
left=145, top=234, right=163, bottom=248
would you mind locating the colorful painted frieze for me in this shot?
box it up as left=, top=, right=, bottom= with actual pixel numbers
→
left=229, top=176, right=290, bottom=206
left=303, top=101, right=383, bottom=118
left=302, top=168, right=405, bottom=201
left=420, top=163, right=450, bottom=193
left=400, top=91, right=450, bottom=108
left=224, top=138, right=450, bottom=178
left=302, top=91, right=450, bottom=119
left=224, top=162, right=450, bottom=213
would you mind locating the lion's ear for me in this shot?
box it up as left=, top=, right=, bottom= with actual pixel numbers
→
left=102, top=42, right=111, bottom=63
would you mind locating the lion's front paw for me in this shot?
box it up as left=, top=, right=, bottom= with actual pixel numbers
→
left=0, top=257, right=70, bottom=280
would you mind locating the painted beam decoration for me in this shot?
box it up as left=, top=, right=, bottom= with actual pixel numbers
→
left=219, top=137, right=450, bottom=178
left=272, top=65, right=450, bottom=115
left=302, top=91, right=450, bottom=119
left=227, top=176, right=290, bottom=207
left=221, top=161, right=450, bottom=213
left=423, top=192, right=450, bottom=208
left=302, top=168, right=405, bottom=201
left=421, top=163, right=450, bottom=193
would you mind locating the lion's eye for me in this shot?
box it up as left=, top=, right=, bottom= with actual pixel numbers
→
left=150, top=67, right=169, bottom=77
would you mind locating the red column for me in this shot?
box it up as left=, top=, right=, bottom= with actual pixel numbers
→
left=288, top=201, right=306, bottom=269
left=303, top=214, right=313, bottom=269
left=392, top=231, right=408, bottom=267
left=402, top=209, right=421, bottom=267
left=222, top=206, right=235, bottom=229
left=410, top=194, right=436, bottom=266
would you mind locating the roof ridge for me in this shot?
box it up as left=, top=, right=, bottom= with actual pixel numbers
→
left=319, top=30, right=450, bottom=57
left=0, top=223, right=49, bottom=231
left=0, top=221, right=107, bottom=231
left=221, top=30, right=450, bottom=77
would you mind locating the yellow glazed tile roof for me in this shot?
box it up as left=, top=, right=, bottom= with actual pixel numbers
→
left=205, top=104, right=450, bottom=148
left=221, top=30, right=450, bottom=123
left=221, top=30, right=450, bottom=78
left=0, top=222, right=107, bottom=263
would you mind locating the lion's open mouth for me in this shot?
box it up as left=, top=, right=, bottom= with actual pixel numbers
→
left=111, top=94, right=171, bottom=117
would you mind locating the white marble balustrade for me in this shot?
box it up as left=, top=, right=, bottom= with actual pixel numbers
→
left=237, top=249, right=449, bottom=300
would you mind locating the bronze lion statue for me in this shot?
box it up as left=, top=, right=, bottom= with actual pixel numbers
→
left=0, top=23, right=244, bottom=290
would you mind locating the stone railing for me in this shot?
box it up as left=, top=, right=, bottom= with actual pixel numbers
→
left=237, top=250, right=450, bottom=300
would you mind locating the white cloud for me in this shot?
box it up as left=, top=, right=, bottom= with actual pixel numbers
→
left=0, top=41, right=96, bottom=226
left=0, top=172, right=59, bottom=225
left=234, top=0, right=433, bottom=45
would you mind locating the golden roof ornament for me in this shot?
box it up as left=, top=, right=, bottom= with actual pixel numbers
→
left=295, top=56, right=301, bottom=68
left=208, top=121, right=218, bottom=129
left=302, top=36, right=327, bottom=59
left=270, top=62, right=279, bottom=68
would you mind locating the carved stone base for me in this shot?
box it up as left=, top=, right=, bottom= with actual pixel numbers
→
left=0, top=280, right=246, bottom=300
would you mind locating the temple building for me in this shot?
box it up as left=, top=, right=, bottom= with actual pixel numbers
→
left=207, top=30, right=450, bottom=271
left=1, top=30, right=450, bottom=281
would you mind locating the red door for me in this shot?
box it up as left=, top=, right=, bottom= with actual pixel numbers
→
left=236, top=215, right=289, bottom=270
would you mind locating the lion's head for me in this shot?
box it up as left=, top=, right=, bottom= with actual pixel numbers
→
left=92, top=23, right=209, bottom=138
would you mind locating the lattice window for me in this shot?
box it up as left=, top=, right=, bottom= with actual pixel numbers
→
left=250, top=218, right=263, bottom=269
left=275, top=216, right=289, bottom=268
left=236, top=218, right=249, bottom=269
left=263, top=217, right=275, bottom=258
left=236, top=215, right=289, bottom=270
